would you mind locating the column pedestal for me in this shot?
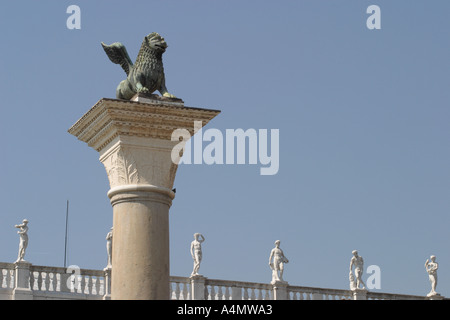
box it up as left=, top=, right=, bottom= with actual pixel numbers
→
left=69, top=94, right=220, bottom=300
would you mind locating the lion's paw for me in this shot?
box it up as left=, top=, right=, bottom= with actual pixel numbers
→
left=163, top=92, right=177, bottom=99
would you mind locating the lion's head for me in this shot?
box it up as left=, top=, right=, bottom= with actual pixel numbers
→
left=145, top=32, right=168, bottom=52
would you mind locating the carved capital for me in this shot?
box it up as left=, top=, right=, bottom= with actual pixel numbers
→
left=68, top=97, right=220, bottom=190
left=99, top=137, right=178, bottom=189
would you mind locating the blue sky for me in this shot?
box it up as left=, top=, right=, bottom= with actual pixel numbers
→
left=0, top=0, right=449, bottom=297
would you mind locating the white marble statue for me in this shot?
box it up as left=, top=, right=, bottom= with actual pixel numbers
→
left=268, top=240, right=289, bottom=283
left=106, top=227, right=113, bottom=269
left=15, top=219, right=29, bottom=262
left=190, top=233, right=205, bottom=277
left=349, top=250, right=366, bottom=290
left=425, top=255, right=439, bottom=297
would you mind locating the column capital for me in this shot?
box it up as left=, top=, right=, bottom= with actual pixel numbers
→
left=68, top=96, right=220, bottom=153
left=68, top=96, right=220, bottom=190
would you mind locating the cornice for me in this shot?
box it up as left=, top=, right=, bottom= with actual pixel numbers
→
left=68, top=97, right=221, bottom=152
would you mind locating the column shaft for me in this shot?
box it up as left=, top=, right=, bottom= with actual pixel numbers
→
left=109, top=188, right=173, bottom=300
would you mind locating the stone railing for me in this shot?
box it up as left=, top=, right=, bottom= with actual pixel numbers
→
left=0, top=261, right=111, bottom=300
left=0, top=263, right=15, bottom=300
left=169, top=275, right=428, bottom=301
left=29, top=265, right=109, bottom=300
left=0, top=262, right=434, bottom=300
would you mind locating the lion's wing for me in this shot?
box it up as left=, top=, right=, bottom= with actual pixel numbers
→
left=101, top=42, right=133, bottom=76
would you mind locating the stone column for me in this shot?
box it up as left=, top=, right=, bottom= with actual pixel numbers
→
left=68, top=94, right=220, bottom=299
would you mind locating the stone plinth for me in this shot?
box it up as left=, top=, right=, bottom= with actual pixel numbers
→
left=426, top=293, right=444, bottom=300
left=13, top=261, right=33, bottom=300
left=190, top=275, right=207, bottom=300
left=271, top=280, right=289, bottom=300
left=69, top=94, right=220, bottom=300
left=352, top=288, right=368, bottom=300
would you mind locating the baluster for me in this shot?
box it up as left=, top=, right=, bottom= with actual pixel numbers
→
left=92, top=276, right=98, bottom=295
left=9, top=270, right=15, bottom=289
left=0, top=269, right=8, bottom=288
left=176, top=282, right=182, bottom=300
left=68, top=273, right=76, bottom=293
left=204, top=285, right=209, bottom=300
left=187, top=283, right=192, bottom=300
left=76, top=275, right=83, bottom=293
left=243, top=287, right=249, bottom=300
left=224, top=286, right=230, bottom=300
left=44, top=272, right=51, bottom=291
left=36, top=271, right=43, bottom=291
left=84, top=276, right=91, bottom=295
left=169, top=282, right=173, bottom=299
left=48, top=273, right=54, bottom=291
left=99, top=278, right=105, bottom=296
left=4, top=269, right=12, bottom=288
left=217, top=286, right=223, bottom=300
left=181, top=282, right=186, bottom=299
left=42, top=272, right=49, bottom=291
left=91, top=277, right=98, bottom=295
left=55, top=273, right=61, bottom=292
left=94, top=276, right=99, bottom=295
left=175, top=282, right=181, bottom=300
left=256, top=288, right=262, bottom=300
left=210, top=286, right=216, bottom=300
left=250, top=288, right=256, bottom=300
left=182, top=282, right=189, bottom=300
left=30, top=271, right=37, bottom=290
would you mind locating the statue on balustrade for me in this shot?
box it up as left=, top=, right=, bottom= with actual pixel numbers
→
left=106, top=227, right=113, bottom=269
left=349, top=250, right=366, bottom=290
left=269, top=240, right=289, bottom=283
left=15, top=219, right=29, bottom=263
left=425, top=255, right=439, bottom=297
left=190, top=233, right=205, bottom=277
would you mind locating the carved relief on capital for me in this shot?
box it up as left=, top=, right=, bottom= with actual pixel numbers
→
left=101, top=145, right=177, bottom=189
left=103, top=148, right=139, bottom=187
